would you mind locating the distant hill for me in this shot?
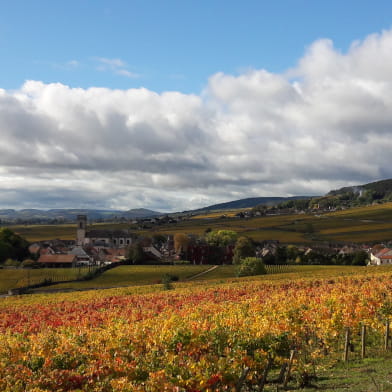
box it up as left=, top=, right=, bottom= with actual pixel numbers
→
left=0, top=208, right=162, bottom=224
left=188, top=196, right=313, bottom=213
left=318, top=178, right=392, bottom=207
left=328, top=179, right=392, bottom=198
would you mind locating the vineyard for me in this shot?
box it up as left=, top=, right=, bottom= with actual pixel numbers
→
left=1, top=267, right=392, bottom=391
left=0, top=267, right=101, bottom=294
left=9, top=201, right=392, bottom=245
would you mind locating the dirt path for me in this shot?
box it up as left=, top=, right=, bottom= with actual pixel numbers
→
left=185, top=265, right=219, bottom=280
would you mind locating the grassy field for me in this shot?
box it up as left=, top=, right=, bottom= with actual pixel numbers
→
left=301, top=355, right=392, bottom=391
left=6, top=201, right=392, bottom=245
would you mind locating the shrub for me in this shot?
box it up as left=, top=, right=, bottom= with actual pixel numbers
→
left=162, top=274, right=175, bottom=290
left=3, top=258, right=20, bottom=267
left=21, top=259, right=40, bottom=268
left=236, top=257, right=267, bottom=277
left=233, top=236, right=255, bottom=264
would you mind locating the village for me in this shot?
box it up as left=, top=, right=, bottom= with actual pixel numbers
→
left=22, top=214, right=392, bottom=269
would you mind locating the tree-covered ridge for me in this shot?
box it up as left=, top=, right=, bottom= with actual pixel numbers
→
left=253, top=178, right=392, bottom=213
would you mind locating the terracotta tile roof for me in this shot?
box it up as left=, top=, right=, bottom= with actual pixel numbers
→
left=38, top=254, right=77, bottom=264
left=105, top=248, right=126, bottom=256
left=375, top=248, right=392, bottom=257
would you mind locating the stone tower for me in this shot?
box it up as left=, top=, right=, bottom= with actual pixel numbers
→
left=76, top=215, right=87, bottom=246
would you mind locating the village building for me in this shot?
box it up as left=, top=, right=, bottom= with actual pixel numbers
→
left=76, top=215, right=135, bottom=248
left=68, top=246, right=93, bottom=265
left=370, top=247, right=392, bottom=265
left=37, top=254, right=78, bottom=268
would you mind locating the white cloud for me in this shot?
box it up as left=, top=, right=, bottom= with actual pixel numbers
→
left=66, top=60, right=79, bottom=68
left=2, top=29, right=392, bottom=210
left=95, top=57, right=140, bottom=78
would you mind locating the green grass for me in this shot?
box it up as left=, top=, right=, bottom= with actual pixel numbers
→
left=294, top=355, right=392, bottom=392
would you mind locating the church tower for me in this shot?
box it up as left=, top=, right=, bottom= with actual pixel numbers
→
left=76, top=215, right=87, bottom=246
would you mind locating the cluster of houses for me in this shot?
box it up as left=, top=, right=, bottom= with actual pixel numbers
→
left=26, top=214, right=392, bottom=268
left=32, top=215, right=135, bottom=268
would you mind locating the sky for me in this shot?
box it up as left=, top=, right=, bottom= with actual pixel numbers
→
left=1, top=1, right=392, bottom=212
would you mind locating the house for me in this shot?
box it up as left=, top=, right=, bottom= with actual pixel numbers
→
left=68, top=246, right=93, bottom=266
left=37, top=254, right=77, bottom=268
left=370, top=248, right=392, bottom=265
left=97, top=247, right=127, bottom=264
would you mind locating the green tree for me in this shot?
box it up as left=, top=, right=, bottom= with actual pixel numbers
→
left=206, top=246, right=225, bottom=264
left=275, top=246, right=287, bottom=264
left=205, top=230, right=237, bottom=247
left=236, top=257, right=266, bottom=277
left=127, top=243, right=144, bottom=264
left=0, top=228, right=29, bottom=263
left=352, top=250, right=369, bottom=266
left=232, top=236, right=255, bottom=265
left=0, top=241, right=12, bottom=264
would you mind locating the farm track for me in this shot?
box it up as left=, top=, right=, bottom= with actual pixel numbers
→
left=23, top=265, right=220, bottom=295
left=185, top=265, right=218, bottom=280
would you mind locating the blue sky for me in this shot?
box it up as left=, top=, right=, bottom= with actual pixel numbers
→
left=2, top=1, right=392, bottom=211
left=2, top=1, right=392, bottom=94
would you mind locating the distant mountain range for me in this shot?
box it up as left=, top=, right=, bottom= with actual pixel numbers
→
left=2, top=178, right=391, bottom=224
left=0, top=208, right=162, bottom=223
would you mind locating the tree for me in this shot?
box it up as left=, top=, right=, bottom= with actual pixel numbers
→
left=352, top=250, right=369, bottom=266
left=232, top=236, right=255, bottom=265
left=206, top=246, right=225, bottom=264
left=127, top=243, right=144, bottom=264
left=205, top=230, right=237, bottom=247
left=174, top=233, right=190, bottom=255
left=0, top=228, right=29, bottom=263
left=275, top=246, right=287, bottom=264
left=236, top=257, right=266, bottom=277
left=0, top=241, right=12, bottom=264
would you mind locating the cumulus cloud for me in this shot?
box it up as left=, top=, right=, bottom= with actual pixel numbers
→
left=2, top=29, right=392, bottom=210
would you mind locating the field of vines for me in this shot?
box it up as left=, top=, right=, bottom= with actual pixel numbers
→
left=0, top=267, right=98, bottom=294
left=2, top=267, right=392, bottom=391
